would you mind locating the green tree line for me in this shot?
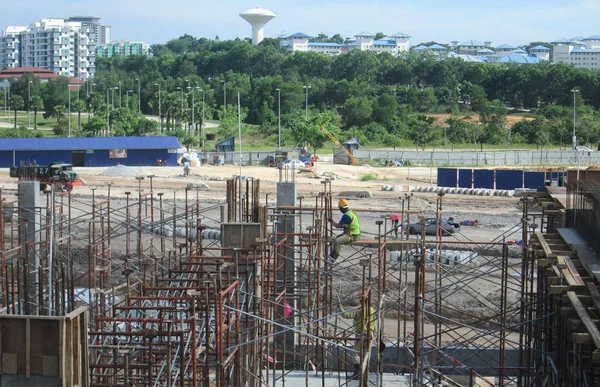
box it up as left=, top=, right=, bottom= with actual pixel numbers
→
left=2, top=34, right=600, bottom=150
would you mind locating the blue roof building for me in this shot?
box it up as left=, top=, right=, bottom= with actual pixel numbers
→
left=530, top=45, right=550, bottom=51
left=0, top=136, right=181, bottom=167
left=498, top=53, right=541, bottom=64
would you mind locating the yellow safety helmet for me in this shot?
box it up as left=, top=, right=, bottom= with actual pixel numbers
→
left=338, top=198, right=349, bottom=208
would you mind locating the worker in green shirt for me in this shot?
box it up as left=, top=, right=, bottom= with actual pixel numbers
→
left=340, top=300, right=376, bottom=380
left=328, top=198, right=361, bottom=261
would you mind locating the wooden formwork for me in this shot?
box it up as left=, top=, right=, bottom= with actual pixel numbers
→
left=0, top=307, right=88, bottom=387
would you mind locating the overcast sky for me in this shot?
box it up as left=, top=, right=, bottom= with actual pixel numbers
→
left=2, top=0, right=600, bottom=46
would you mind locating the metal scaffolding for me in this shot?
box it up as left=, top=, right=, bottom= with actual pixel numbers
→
left=4, top=174, right=599, bottom=386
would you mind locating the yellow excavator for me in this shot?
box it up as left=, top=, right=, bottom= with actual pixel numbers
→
left=320, top=126, right=357, bottom=165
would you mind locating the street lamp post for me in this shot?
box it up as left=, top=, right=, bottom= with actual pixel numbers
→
left=111, top=87, right=116, bottom=108
left=3, top=86, right=6, bottom=118
left=136, top=78, right=141, bottom=113
left=154, top=83, right=162, bottom=132
left=106, top=89, right=110, bottom=136
left=221, top=80, right=226, bottom=118
left=199, top=89, right=205, bottom=148
left=28, top=80, right=32, bottom=129
left=119, top=81, right=122, bottom=108
left=68, top=85, right=72, bottom=137
left=303, top=85, right=311, bottom=118
left=127, top=90, right=133, bottom=109
left=176, top=87, right=183, bottom=128
left=276, top=88, right=281, bottom=148
left=187, top=86, right=195, bottom=137
left=571, top=89, right=580, bottom=150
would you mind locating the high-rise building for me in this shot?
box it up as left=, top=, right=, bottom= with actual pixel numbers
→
left=0, top=26, right=27, bottom=70
left=96, top=40, right=150, bottom=58
left=100, top=25, right=111, bottom=45
left=0, top=17, right=100, bottom=79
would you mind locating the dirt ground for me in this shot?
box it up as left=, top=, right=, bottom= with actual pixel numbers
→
left=0, top=163, right=524, bottom=347
left=427, top=113, right=534, bottom=127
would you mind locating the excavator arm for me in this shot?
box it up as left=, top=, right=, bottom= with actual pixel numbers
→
left=320, top=127, right=357, bottom=164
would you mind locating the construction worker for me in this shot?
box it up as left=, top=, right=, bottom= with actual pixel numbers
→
left=340, top=301, right=376, bottom=380
left=328, top=198, right=361, bottom=261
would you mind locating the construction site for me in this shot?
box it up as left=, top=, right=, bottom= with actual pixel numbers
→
left=0, top=163, right=599, bottom=387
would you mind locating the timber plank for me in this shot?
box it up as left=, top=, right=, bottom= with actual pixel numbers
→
left=567, top=291, right=600, bottom=349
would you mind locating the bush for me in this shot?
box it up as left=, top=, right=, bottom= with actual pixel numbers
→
left=361, top=173, right=378, bottom=181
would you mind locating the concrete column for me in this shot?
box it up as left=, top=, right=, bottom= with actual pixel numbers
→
left=276, top=181, right=297, bottom=347
left=19, top=181, right=41, bottom=313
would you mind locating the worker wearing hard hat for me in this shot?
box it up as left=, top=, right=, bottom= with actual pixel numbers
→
left=328, top=198, right=361, bottom=260
left=339, top=300, right=376, bottom=380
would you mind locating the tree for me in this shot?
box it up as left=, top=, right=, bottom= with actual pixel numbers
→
left=181, top=135, right=199, bottom=152
left=217, top=104, right=248, bottom=139
left=9, top=95, right=23, bottom=128
left=445, top=117, right=474, bottom=147
left=42, top=76, right=69, bottom=119
left=53, top=118, right=69, bottom=136
left=480, top=101, right=508, bottom=145
left=286, top=110, right=338, bottom=152
left=342, top=96, right=373, bottom=128
left=407, top=115, right=439, bottom=150
left=374, top=32, right=386, bottom=40
left=71, top=99, right=86, bottom=131
left=83, top=116, right=107, bottom=137
left=53, top=106, right=66, bottom=122
left=29, top=96, right=43, bottom=130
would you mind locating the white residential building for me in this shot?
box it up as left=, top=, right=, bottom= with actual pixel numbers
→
left=67, top=16, right=110, bottom=44
left=280, top=31, right=411, bottom=57
left=456, top=40, right=485, bottom=54
left=529, top=45, right=551, bottom=61
left=0, top=26, right=27, bottom=70
left=494, top=44, right=518, bottom=56
left=307, top=42, right=342, bottom=55
left=552, top=36, right=600, bottom=69
left=569, top=49, right=600, bottom=70
left=0, top=17, right=98, bottom=79
left=279, top=33, right=310, bottom=52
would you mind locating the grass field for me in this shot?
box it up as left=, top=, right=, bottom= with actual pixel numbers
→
left=0, top=112, right=91, bottom=136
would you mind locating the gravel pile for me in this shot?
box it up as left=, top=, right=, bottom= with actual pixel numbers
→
left=101, top=164, right=144, bottom=178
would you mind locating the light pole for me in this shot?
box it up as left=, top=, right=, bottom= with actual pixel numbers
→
left=111, top=87, right=117, bottom=108
left=571, top=89, right=579, bottom=150
left=68, top=85, right=73, bottom=137
left=136, top=78, right=141, bottom=113
left=276, top=88, right=281, bottom=148
left=127, top=90, right=133, bottom=109
left=154, top=83, right=162, bottom=132
left=106, top=89, right=110, bottom=136
left=303, top=85, right=311, bottom=118
left=88, top=83, right=96, bottom=122
left=187, top=85, right=195, bottom=137
left=199, top=88, right=205, bottom=148
left=27, top=80, right=32, bottom=129
left=3, top=85, right=6, bottom=117
left=221, top=80, right=226, bottom=118
left=176, top=87, right=183, bottom=128
left=118, top=81, right=122, bottom=108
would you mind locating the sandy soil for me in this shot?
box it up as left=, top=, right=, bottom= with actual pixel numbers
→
left=0, top=163, right=524, bottom=347
left=427, top=113, right=534, bottom=127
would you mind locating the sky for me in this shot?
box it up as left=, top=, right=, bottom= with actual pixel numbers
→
left=2, top=0, right=600, bottom=46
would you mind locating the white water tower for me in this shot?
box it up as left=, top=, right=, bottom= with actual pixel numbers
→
left=240, top=7, right=276, bottom=45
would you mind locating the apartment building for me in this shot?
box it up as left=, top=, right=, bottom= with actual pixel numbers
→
left=279, top=31, right=411, bottom=56
left=0, top=26, right=27, bottom=70
left=552, top=35, right=600, bottom=69
left=0, top=17, right=102, bottom=79
left=96, top=40, right=150, bottom=58
left=67, top=16, right=111, bottom=45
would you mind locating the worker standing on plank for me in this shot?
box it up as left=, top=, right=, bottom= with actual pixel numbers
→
left=339, top=300, right=376, bottom=380
left=328, top=198, right=361, bottom=261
